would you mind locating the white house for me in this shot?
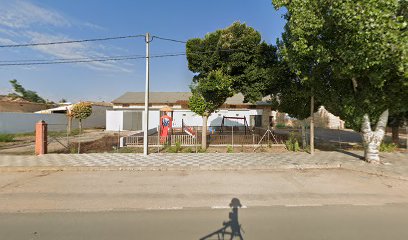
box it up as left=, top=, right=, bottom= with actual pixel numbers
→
left=106, top=92, right=275, bottom=132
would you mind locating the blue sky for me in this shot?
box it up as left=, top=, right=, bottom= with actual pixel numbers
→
left=0, top=0, right=286, bottom=102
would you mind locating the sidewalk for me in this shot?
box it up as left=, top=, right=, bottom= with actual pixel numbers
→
left=0, top=151, right=407, bottom=179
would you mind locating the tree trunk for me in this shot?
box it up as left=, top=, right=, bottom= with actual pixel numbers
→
left=78, top=120, right=82, bottom=154
left=361, top=110, right=389, bottom=163
left=310, top=95, right=315, bottom=154
left=201, top=115, right=208, bottom=150
left=67, top=116, right=72, bottom=134
left=391, top=125, right=399, bottom=145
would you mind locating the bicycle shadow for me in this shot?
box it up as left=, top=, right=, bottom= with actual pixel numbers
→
left=200, top=198, right=244, bottom=240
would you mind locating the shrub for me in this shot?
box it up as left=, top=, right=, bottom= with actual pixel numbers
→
left=285, top=132, right=300, bottom=152
left=0, top=134, right=14, bottom=142
left=380, top=142, right=398, bottom=152
left=275, top=123, right=286, bottom=129
left=227, top=145, right=233, bottom=153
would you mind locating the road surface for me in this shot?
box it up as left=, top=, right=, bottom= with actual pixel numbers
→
left=1, top=205, right=408, bottom=240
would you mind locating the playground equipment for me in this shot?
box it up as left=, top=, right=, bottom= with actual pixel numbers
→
left=220, top=116, right=249, bottom=135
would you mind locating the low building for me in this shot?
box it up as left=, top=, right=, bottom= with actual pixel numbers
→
left=36, top=102, right=112, bottom=129
left=106, top=92, right=275, bottom=131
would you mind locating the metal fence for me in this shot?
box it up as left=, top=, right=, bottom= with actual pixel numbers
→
left=123, top=126, right=287, bottom=147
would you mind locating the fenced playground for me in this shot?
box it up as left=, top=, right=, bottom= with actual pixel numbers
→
left=123, top=126, right=289, bottom=148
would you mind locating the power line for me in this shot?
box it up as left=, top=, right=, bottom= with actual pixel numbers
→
left=0, top=49, right=249, bottom=66
left=151, top=36, right=187, bottom=44
left=0, top=56, right=146, bottom=66
left=0, top=35, right=145, bottom=48
left=0, top=54, right=145, bottom=63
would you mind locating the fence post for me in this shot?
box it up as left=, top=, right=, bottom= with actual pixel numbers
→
left=158, top=126, right=160, bottom=153
left=232, top=126, right=234, bottom=150
left=35, top=120, right=47, bottom=155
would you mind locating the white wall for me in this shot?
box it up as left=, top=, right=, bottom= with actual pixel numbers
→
left=173, top=109, right=262, bottom=127
left=0, top=112, right=69, bottom=133
left=106, top=109, right=263, bottom=132
left=106, top=110, right=123, bottom=131
left=106, top=110, right=160, bottom=131
left=0, top=108, right=108, bottom=134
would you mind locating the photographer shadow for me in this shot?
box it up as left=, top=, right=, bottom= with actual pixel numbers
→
left=200, top=198, right=244, bottom=240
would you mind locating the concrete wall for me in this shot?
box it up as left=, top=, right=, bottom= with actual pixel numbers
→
left=106, top=110, right=123, bottom=131
left=0, top=112, right=69, bottom=133
left=0, top=107, right=108, bottom=134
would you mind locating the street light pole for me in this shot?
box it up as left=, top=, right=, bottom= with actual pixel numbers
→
left=143, top=32, right=150, bottom=156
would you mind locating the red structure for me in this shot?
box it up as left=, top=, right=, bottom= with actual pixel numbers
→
left=160, top=112, right=173, bottom=143
left=35, top=120, right=47, bottom=155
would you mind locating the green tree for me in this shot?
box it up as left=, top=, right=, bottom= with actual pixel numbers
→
left=8, top=79, right=46, bottom=103
left=272, top=0, right=407, bottom=163
left=186, top=21, right=278, bottom=103
left=70, top=102, right=92, bottom=153
left=186, top=22, right=278, bottom=149
left=188, top=70, right=233, bottom=150
left=71, top=102, right=92, bottom=134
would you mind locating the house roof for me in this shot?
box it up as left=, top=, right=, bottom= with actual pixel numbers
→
left=112, top=92, right=271, bottom=105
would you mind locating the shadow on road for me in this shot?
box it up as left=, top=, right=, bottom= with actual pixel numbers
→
left=200, top=198, right=244, bottom=240
left=335, top=149, right=364, bottom=160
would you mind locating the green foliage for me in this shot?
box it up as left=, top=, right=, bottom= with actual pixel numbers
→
left=182, top=147, right=194, bottom=153
left=227, top=145, right=233, bottom=153
left=275, top=123, right=286, bottom=129
left=380, top=141, right=398, bottom=152
left=186, top=21, right=278, bottom=104
left=71, top=102, right=93, bottom=121
left=272, top=0, right=408, bottom=130
left=167, top=141, right=182, bottom=153
left=285, top=132, right=301, bottom=151
left=0, top=134, right=14, bottom=142
left=188, top=70, right=233, bottom=117
left=8, top=79, right=46, bottom=103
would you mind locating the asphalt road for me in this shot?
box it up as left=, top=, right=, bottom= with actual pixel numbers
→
left=1, top=169, right=408, bottom=212
left=1, top=205, right=408, bottom=240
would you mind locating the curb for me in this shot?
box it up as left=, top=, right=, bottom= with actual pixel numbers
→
left=0, top=163, right=342, bottom=172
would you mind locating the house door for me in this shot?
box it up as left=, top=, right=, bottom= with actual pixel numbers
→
left=123, top=111, right=142, bottom=131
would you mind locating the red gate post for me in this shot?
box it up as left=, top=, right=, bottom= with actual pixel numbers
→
left=35, top=120, right=47, bottom=155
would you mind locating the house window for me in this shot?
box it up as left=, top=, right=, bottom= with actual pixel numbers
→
left=122, top=104, right=129, bottom=107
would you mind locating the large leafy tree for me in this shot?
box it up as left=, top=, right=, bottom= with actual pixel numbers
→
left=272, top=0, right=407, bottom=163
left=186, top=22, right=278, bottom=149
left=186, top=22, right=278, bottom=103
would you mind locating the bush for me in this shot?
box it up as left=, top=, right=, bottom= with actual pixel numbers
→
left=0, top=134, right=14, bottom=142
left=380, top=142, right=398, bottom=152
left=285, top=132, right=301, bottom=152
left=275, top=123, right=286, bottom=129
left=227, top=145, right=233, bottom=153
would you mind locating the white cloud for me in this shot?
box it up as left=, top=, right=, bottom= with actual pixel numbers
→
left=0, top=1, right=132, bottom=72
left=0, top=37, right=17, bottom=45
left=0, top=1, right=70, bottom=29
left=27, top=31, right=132, bottom=72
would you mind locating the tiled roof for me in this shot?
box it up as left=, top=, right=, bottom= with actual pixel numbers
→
left=112, top=92, right=271, bottom=105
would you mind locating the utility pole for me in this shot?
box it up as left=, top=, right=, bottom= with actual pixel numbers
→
left=143, top=32, right=150, bottom=156
left=310, top=94, right=315, bottom=155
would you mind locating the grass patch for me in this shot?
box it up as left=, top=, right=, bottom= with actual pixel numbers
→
left=380, top=141, right=398, bottom=152
left=0, top=134, right=14, bottom=142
